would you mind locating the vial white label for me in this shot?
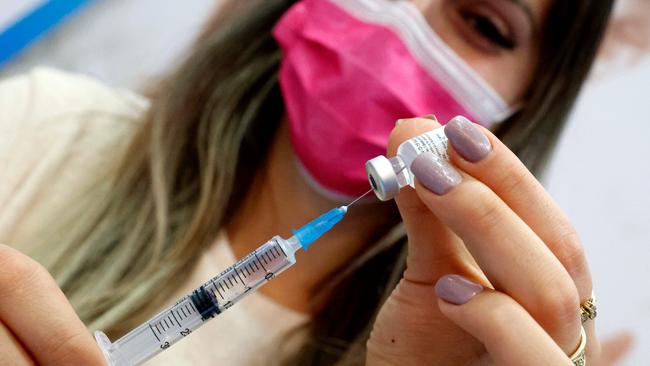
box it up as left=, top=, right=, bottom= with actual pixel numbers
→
left=406, top=127, right=449, bottom=160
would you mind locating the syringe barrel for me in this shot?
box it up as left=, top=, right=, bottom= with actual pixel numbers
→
left=96, top=236, right=297, bottom=366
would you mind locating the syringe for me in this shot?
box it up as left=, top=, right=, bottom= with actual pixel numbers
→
left=94, top=205, right=351, bottom=366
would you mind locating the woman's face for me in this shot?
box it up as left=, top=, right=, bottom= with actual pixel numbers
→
left=413, top=0, right=552, bottom=105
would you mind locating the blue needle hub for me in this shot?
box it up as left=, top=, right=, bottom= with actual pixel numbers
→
left=292, top=206, right=347, bottom=250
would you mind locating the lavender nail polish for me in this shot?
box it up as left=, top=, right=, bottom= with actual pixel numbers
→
left=411, top=152, right=462, bottom=195
left=445, top=116, right=492, bottom=162
left=435, top=274, right=483, bottom=305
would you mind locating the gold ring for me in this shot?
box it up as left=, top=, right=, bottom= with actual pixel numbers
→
left=580, top=292, right=597, bottom=323
left=570, top=326, right=587, bottom=366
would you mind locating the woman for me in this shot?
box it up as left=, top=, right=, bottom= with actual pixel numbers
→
left=0, top=0, right=615, bottom=364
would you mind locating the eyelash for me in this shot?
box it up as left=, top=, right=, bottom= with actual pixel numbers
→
left=460, top=11, right=516, bottom=50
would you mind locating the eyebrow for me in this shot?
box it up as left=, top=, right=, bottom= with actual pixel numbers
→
left=508, top=0, right=538, bottom=30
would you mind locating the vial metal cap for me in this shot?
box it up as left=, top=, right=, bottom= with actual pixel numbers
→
left=365, top=156, right=399, bottom=201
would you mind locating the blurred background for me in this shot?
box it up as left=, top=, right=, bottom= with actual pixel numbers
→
left=1, top=0, right=648, bottom=364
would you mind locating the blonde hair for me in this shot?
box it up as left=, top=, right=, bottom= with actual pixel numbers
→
left=27, top=2, right=287, bottom=338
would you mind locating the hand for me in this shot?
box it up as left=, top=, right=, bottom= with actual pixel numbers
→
left=366, top=117, right=600, bottom=365
left=0, top=245, right=106, bottom=365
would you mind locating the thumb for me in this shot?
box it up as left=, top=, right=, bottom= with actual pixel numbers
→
left=387, top=117, right=476, bottom=284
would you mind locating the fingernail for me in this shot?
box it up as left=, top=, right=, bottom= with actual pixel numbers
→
left=435, top=274, right=483, bottom=305
left=396, top=115, right=438, bottom=126
left=420, top=114, right=438, bottom=121
left=411, top=152, right=462, bottom=195
left=444, top=116, right=492, bottom=163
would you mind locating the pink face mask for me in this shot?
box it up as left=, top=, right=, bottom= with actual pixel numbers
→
left=272, top=0, right=513, bottom=200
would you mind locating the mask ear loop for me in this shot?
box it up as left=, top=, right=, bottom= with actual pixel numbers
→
left=490, top=100, right=524, bottom=127
left=329, top=0, right=514, bottom=127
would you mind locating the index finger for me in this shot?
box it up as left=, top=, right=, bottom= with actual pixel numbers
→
left=443, top=116, right=592, bottom=299
left=0, top=245, right=105, bottom=365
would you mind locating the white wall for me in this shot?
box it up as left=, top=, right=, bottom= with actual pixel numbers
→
left=1, top=0, right=648, bottom=364
left=0, top=0, right=46, bottom=31
left=546, top=59, right=650, bottom=364
left=0, top=0, right=219, bottom=89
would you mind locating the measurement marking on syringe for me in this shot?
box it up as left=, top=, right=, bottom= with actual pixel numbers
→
left=149, top=323, right=161, bottom=341
left=209, top=288, right=218, bottom=301
left=244, top=266, right=251, bottom=276
left=189, top=301, right=198, bottom=313
left=171, top=310, right=180, bottom=325
left=234, top=267, right=245, bottom=284
left=254, top=253, right=268, bottom=271
left=215, top=285, right=224, bottom=299
left=179, top=308, right=186, bottom=318
left=227, top=275, right=235, bottom=287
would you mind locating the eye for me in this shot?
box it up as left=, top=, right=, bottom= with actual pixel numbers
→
left=460, top=10, right=516, bottom=50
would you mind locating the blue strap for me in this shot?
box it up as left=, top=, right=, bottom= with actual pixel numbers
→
left=0, top=0, right=95, bottom=67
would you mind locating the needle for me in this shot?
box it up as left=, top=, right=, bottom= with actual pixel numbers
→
left=345, top=189, right=373, bottom=209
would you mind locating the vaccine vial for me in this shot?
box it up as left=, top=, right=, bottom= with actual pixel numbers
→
left=366, top=125, right=449, bottom=201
